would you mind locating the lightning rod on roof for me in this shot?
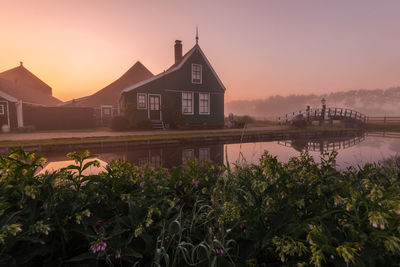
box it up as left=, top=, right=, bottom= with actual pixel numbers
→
left=196, top=26, right=199, bottom=44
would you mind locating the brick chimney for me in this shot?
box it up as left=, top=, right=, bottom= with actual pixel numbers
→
left=174, top=40, right=182, bottom=63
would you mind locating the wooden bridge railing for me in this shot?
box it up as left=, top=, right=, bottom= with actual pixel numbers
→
left=278, top=107, right=367, bottom=125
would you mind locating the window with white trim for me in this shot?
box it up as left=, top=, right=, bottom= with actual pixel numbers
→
left=182, top=92, right=193, bottom=114
left=137, top=93, right=147, bottom=109
left=0, top=104, right=4, bottom=115
left=199, top=93, right=210, bottom=114
left=192, top=64, right=202, bottom=84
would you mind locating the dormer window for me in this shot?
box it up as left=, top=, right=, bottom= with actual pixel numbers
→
left=192, top=64, right=202, bottom=84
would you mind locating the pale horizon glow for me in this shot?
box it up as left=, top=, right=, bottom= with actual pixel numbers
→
left=1, top=0, right=400, bottom=102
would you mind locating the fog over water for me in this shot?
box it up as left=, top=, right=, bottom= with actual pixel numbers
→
left=226, top=87, right=400, bottom=118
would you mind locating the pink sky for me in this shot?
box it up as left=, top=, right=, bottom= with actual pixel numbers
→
left=1, top=0, right=399, bottom=102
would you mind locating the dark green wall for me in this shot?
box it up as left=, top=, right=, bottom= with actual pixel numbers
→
left=122, top=46, right=225, bottom=127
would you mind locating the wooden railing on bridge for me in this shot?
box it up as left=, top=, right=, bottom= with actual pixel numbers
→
left=278, top=107, right=367, bottom=125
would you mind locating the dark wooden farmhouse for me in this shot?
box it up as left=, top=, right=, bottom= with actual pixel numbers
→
left=120, top=39, right=226, bottom=128
left=62, top=61, right=153, bottom=125
left=0, top=63, right=93, bottom=131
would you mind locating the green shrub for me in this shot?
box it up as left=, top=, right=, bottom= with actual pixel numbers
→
left=0, top=148, right=399, bottom=266
left=137, top=118, right=152, bottom=129
left=109, top=115, right=130, bottom=131
left=162, top=104, right=184, bottom=129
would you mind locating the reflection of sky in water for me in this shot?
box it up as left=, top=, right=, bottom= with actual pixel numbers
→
left=225, top=135, right=400, bottom=169
left=38, top=159, right=108, bottom=175
left=36, top=134, right=400, bottom=174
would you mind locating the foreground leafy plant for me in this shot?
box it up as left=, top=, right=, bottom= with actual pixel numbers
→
left=0, top=148, right=399, bottom=266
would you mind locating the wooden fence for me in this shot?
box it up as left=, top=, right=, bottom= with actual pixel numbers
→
left=365, top=116, right=400, bottom=125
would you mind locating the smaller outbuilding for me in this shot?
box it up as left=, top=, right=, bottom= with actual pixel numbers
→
left=62, top=61, right=153, bottom=125
left=0, top=63, right=93, bottom=131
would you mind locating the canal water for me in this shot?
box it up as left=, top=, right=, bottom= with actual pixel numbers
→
left=37, top=131, right=400, bottom=174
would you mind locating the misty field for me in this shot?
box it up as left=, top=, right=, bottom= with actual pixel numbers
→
left=0, top=148, right=399, bottom=266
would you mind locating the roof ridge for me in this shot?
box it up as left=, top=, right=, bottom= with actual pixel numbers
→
left=122, top=43, right=226, bottom=93
left=122, top=45, right=199, bottom=93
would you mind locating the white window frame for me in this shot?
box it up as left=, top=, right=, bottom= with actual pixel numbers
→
left=182, top=92, right=194, bottom=115
left=0, top=104, right=4, bottom=115
left=199, top=92, right=210, bottom=115
left=137, top=93, right=147, bottom=110
left=100, top=105, right=113, bottom=116
left=191, top=64, right=202, bottom=84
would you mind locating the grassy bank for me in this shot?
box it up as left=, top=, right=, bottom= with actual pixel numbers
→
left=0, top=148, right=399, bottom=266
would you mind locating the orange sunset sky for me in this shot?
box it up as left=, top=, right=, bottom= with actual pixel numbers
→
left=1, top=0, right=400, bottom=102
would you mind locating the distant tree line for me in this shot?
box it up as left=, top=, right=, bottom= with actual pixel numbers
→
left=226, top=87, right=400, bottom=117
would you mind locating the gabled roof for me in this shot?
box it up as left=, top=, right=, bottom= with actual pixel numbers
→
left=0, top=82, right=18, bottom=102
left=72, top=61, right=153, bottom=107
left=0, top=77, right=61, bottom=106
left=0, top=63, right=53, bottom=96
left=122, top=44, right=226, bottom=94
left=0, top=64, right=62, bottom=106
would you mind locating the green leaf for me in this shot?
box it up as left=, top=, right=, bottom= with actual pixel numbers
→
left=63, top=252, right=95, bottom=263
left=168, top=220, right=181, bottom=234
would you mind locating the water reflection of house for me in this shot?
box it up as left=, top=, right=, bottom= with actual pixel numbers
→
left=125, top=144, right=223, bottom=169
left=41, top=143, right=224, bottom=172
left=61, top=62, right=153, bottom=125
left=0, top=62, right=93, bottom=130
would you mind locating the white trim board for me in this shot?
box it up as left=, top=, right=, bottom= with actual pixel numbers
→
left=0, top=90, right=18, bottom=102
left=165, top=89, right=224, bottom=95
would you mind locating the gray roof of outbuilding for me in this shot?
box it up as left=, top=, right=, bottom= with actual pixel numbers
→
left=71, top=61, right=153, bottom=108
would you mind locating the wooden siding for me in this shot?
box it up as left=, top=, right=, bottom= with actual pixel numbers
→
left=23, top=104, right=95, bottom=130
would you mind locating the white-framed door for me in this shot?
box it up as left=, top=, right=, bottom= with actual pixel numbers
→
left=148, top=94, right=162, bottom=121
